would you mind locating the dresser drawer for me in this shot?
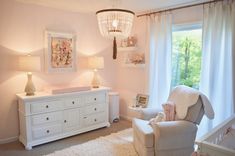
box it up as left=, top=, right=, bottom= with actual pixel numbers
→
left=81, top=113, right=105, bottom=127
left=32, top=124, right=62, bottom=139
left=64, top=98, right=82, bottom=109
left=30, top=100, right=63, bottom=114
left=84, top=93, right=105, bottom=104
left=31, top=111, right=62, bottom=126
left=82, top=103, right=105, bottom=115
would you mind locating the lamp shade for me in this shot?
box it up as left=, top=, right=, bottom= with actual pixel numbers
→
left=88, top=56, right=104, bottom=69
left=18, top=55, right=41, bottom=72
left=96, top=9, right=135, bottom=39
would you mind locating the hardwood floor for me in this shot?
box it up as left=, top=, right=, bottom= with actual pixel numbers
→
left=0, top=119, right=131, bottom=156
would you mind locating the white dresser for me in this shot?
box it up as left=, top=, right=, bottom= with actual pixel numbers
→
left=16, top=87, right=110, bottom=150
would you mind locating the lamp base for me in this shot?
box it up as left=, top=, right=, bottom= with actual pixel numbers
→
left=91, top=70, right=100, bottom=88
left=92, top=85, right=99, bottom=88
left=26, top=92, right=35, bottom=96
left=25, top=72, right=36, bottom=96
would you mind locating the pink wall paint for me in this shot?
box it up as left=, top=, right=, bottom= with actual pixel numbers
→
left=0, top=0, right=117, bottom=141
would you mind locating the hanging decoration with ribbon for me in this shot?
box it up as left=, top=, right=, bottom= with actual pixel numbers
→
left=96, top=6, right=135, bottom=59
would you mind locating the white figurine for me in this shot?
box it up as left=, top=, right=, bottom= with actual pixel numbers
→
left=149, top=112, right=166, bottom=125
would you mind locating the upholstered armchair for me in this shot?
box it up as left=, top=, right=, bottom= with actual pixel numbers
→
left=132, top=86, right=214, bottom=156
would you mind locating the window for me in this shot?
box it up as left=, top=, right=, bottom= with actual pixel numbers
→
left=171, top=24, right=202, bottom=89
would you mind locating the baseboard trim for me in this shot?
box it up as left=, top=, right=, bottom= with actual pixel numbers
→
left=0, top=136, right=18, bottom=144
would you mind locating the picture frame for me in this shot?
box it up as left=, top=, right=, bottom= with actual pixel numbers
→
left=45, top=31, right=76, bottom=73
left=136, top=94, right=149, bottom=108
left=124, top=52, right=145, bottom=67
left=120, top=36, right=137, bottom=47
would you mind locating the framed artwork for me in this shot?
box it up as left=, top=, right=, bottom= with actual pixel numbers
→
left=136, top=94, right=149, bottom=108
left=120, top=36, right=137, bottom=47
left=124, top=52, right=145, bottom=67
left=45, top=31, right=76, bottom=73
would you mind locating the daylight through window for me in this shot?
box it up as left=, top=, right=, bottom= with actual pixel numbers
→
left=171, top=26, right=202, bottom=89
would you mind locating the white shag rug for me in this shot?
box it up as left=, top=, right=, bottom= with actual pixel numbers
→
left=45, top=128, right=138, bottom=156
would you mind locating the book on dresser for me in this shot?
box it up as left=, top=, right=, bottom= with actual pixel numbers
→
left=16, top=87, right=110, bottom=150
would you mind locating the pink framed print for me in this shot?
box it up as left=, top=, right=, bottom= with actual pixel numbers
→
left=45, top=31, right=76, bottom=73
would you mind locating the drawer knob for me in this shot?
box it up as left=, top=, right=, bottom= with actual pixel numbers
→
left=46, top=105, right=49, bottom=108
left=94, top=108, right=97, bottom=111
left=94, top=119, right=97, bottom=122
left=46, top=130, right=50, bottom=133
left=72, top=101, right=75, bottom=104
left=83, top=117, right=87, bottom=119
left=46, top=117, right=49, bottom=120
left=64, top=120, right=67, bottom=123
left=94, top=98, right=97, bottom=101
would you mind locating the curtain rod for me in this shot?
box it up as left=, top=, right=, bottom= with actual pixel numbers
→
left=137, top=0, right=224, bottom=17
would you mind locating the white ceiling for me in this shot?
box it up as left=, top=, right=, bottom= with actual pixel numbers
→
left=16, top=0, right=209, bottom=15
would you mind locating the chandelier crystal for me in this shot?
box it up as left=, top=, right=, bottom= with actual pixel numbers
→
left=96, top=9, right=135, bottom=59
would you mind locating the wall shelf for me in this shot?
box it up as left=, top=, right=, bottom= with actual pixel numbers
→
left=123, top=64, right=145, bottom=68
left=117, top=46, right=138, bottom=52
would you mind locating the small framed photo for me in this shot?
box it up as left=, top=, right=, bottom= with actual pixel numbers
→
left=45, top=31, right=76, bottom=73
left=124, top=52, right=145, bottom=66
left=136, top=94, right=149, bottom=108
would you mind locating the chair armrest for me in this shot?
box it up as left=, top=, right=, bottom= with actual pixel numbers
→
left=151, top=120, right=198, bottom=150
left=132, top=118, right=154, bottom=147
left=140, top=108, right=162, bottom=120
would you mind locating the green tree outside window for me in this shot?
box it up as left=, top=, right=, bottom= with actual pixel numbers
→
left=171, top=29, right=202, bottom=89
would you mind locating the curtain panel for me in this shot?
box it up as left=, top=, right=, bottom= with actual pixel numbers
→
left=198, top=0, right=235, bottom=137
left=147, top=13, right=172, bottom=108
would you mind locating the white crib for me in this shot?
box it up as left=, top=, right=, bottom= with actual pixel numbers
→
left=195, top=114, right=235, bottom=156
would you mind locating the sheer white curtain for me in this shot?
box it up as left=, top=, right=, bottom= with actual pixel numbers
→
left=147, top=13, right=172, bottom=108
left=198, top=1, right=235, bottom=137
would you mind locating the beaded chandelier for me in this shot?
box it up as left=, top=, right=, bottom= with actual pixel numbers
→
left=96, top=9, right=135, bottom=59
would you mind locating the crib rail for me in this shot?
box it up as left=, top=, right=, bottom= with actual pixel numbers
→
left=195, top=114, right=235, bottom=156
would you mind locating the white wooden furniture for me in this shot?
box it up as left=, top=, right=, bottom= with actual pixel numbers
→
left=196, top=114, right=235, bottom=156
left=16, top=87, right=110, bottom=150
left=108, top=92, right=119, bottom=123
left=117, top=46, right=138, bottom=52
left=128, top=106, right=147, bottom=119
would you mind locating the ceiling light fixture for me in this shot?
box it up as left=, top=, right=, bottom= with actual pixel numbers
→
left=96, top=5, right=135, bottom=59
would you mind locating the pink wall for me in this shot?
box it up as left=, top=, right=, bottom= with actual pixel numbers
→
left=0, top=0, right=203, bottom=142
left=0, top=0, right=117, bottom=142
left=115, top=17, right=148, bottom=119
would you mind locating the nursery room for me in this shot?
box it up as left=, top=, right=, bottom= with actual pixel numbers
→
left=0, top=0, right=234, bottom=156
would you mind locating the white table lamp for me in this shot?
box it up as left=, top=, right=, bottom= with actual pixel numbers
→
left=18, top=55, right=41, bottom=96
left=88, top=56, right=104, bottom=88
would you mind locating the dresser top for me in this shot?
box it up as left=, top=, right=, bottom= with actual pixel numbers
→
left=16, top=86, right=110, bottom=101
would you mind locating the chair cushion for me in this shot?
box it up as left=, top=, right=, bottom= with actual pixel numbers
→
left=132, top=118, right=154, bottom=148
